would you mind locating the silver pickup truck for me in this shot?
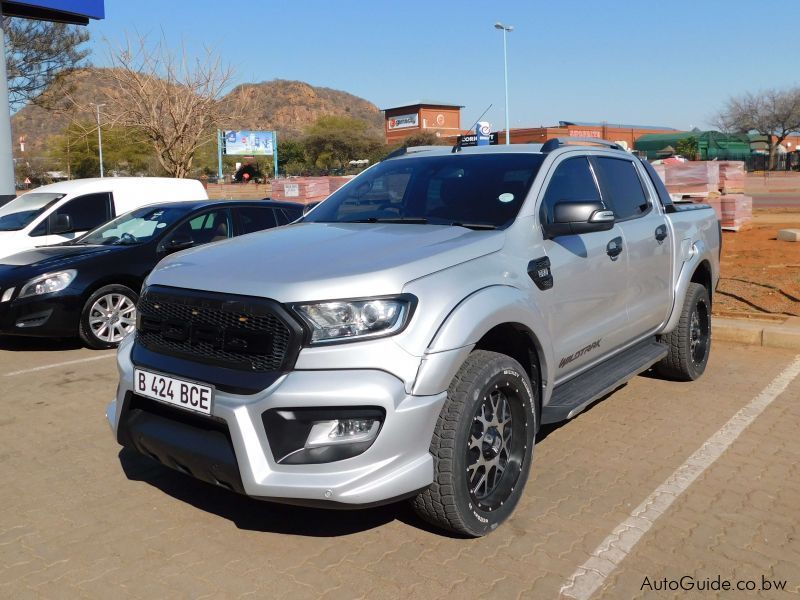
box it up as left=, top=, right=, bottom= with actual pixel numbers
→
left=106, top=139, right=720, bottom=536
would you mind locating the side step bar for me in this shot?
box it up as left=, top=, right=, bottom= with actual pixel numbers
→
left=542, top=339, right=668, bottom=425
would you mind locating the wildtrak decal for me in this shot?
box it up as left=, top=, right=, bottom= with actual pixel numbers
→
left=559, top=339, right=601, bottom=369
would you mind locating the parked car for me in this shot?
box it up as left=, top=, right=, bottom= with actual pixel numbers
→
left=106, top=139, right=720, bottom=536
left=0, top=199, right=303, bottom=349
left=0, top=177, right=208, bottom=261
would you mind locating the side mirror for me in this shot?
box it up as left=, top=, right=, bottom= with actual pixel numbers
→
left=542, top=201, right=615, bottom=239
left=49, top=213, right=72, bottom=235
left=161, top=234, right=194, bottom=254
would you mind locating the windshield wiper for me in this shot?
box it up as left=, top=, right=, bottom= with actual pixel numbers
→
left=450, top=222, right=498, bottom=230
left=345, top=217, right=429, bottom=224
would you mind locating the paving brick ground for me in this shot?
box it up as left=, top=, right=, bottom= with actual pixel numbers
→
left=0, top=339, right=798, bottom=599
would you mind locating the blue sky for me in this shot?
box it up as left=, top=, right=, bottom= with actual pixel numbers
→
left=86, top=0, right=800, bottom=132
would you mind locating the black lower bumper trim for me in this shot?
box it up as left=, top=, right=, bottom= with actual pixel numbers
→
left=118, top=394, right=245, bottom=494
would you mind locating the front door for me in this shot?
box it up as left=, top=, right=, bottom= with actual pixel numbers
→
left=44, top=192, right=113, bottom=245
left=536, top=155, right=630, bottom=380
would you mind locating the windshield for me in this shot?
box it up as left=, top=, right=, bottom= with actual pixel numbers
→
left=76, top=206, right=188, bottom=246
left=303, top=153, right=545, bottom=229
left=0, top=193, right=64, bottom=231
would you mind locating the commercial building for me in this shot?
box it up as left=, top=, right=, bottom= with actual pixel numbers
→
left=382, top=101, right=464, bottom=144
left=500, top=121, right=678, bottom=150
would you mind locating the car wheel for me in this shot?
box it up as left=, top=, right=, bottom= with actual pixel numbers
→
left=411, top=350, right=537, bottom=537
left=79, top=284, right=139, bottom=350
left=656, top=282, right=711, bottom=381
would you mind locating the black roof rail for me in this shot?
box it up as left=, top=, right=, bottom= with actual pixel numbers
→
left=540, top=137, right=624, bottom=153
left=382, top=145, right=442, bottom=161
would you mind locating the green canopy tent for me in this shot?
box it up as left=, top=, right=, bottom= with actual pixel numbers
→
left=635, top=131, right=751, bottom=161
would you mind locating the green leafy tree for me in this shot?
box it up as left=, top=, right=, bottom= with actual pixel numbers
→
left=303, top=116, right=383, bottom=173
left=277, top=138, right=308, bottom=176
left=4, top=17, right=90, bottom=110
left=676, top=136, right=699, bottom=160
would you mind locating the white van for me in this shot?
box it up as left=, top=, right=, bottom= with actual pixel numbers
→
left=0, top=177, right=208, bottom=260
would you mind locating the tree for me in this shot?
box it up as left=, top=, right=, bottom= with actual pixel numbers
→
left=95, top=35, right=244, bottom=178
left=715, top=87, right=800, bottom=170
left=676, top=136, right=698, bottom=160
left=277, top=138, right=308, bottom=175
left=48, top=121, right=161, bottom=178
left=4, top=17, right=89, bottom=110
left=303, top=115, right=383, bottom=173
left=397, top=131, right=450, bottom=149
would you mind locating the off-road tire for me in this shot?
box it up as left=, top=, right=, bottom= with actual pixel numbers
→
left=79, top=284, right=139, bottom=350
left=656, top=282, right=711, bottom=381
left=411, top=350, right=537, bottom=537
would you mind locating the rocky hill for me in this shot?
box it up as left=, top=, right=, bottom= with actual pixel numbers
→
left=11, top=69, right=384, bottom=156
left=225, top=79, right=383, bottom=138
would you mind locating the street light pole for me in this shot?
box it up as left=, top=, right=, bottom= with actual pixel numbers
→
left=494, top=22, right=513, bottom=145
left=92, top=103, right=106, bottom=177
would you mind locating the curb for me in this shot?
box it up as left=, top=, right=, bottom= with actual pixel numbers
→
left=714, top=316, right=800, bottom=350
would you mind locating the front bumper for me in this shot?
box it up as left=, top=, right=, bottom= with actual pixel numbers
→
left=0, top=292, right=83, bottom=337
left=108, top=339, right=447, bottom=506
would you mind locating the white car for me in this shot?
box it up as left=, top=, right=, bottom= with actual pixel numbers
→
left=0, top=178, right=208, bottom=260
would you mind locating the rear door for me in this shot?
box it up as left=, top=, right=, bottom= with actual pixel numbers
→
left=234, top=205, right=277, bottom=235
left=591, top=155, right=673, bottom=336
left=161, top=208, right=233, bottom=252
left=537, top=155, right=630, bottom=378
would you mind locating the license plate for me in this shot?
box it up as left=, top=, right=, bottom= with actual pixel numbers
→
left=134, top=368, right=213, bottom=415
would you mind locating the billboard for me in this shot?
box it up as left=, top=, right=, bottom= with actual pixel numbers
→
left=223, top=130, right=275, bottom=156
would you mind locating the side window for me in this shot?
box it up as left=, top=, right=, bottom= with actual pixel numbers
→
left=51, top=193, right=112, bottom=232
left=29, top=219, right=47, bottom=237
left=237, top=206, right=276, bottom=234
left=166, top=209, right=231, bottom=247
left=592, top=157, right=650, bottom=221
left=540, top=157, right=601, bottom=224
left=275, top=207, right=302, bottom=225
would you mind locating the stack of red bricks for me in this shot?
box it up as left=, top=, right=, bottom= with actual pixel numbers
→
left=720, top=194, right=753, bottom=230
left=693, top=193, right=752, bottom=231
left=271, top=177, right=353, bottom=203
left=718, top=161, right=745, bottom=194
left=663, top=162, right=720, bottom=195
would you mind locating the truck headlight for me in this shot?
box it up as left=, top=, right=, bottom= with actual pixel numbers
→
left=18, top=270, right=77, bottom=299
left=292, top=295, right=415, bottom=344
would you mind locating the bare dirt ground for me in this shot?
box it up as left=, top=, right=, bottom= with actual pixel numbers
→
left=717, top=208, right=800, bottom=317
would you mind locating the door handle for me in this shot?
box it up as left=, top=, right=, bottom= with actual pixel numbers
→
left=606, top=237, right=623, bottom=259
left=655, top=224, right=668, bottom=242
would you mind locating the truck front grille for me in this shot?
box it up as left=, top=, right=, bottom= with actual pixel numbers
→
left=135, top=286, right=302, bottom=372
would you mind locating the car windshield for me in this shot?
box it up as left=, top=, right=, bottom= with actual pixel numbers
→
left=76, top=206, right=188, bottom=246
left=303, top=153, right=545, bottom=229
left=0, top=192, right=64, bottom=231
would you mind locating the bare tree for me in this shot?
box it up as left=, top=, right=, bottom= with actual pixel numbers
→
left=4, top=17, right=89, bottom=110
left=98, top=35, right=243, bottom=178
left=714, top=87, right=800, bottom=169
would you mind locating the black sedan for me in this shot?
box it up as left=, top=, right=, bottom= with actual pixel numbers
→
left=0, top=199, right=303, bottom=349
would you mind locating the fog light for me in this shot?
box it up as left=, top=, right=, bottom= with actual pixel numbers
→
left=305, top=418, right=380, bottom=448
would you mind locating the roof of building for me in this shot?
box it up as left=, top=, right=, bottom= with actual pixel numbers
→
left=559, top=120, right=678, bottom=131
left=382, top=100, right=464, bottom=111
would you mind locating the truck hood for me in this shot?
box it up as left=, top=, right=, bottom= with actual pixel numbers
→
left=148, top=222, right=505, bottom=302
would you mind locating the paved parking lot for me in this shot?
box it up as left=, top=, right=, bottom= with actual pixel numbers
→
left=1, top=336, right=798, bottom=599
